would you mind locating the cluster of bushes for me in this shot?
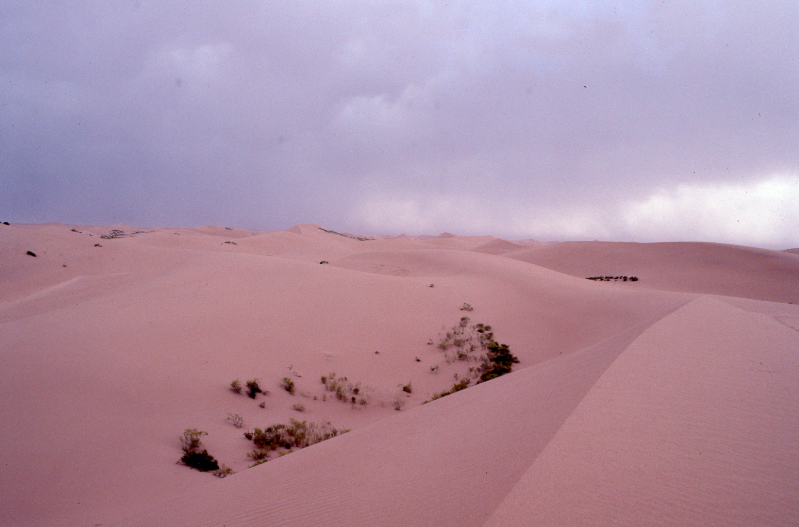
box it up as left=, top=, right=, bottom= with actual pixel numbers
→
left=244, top=419, right=347, bottom=466
left=426, top=316, right=519, bottom=402
left=321, top=373, right=367, bottom=406
left=479, top=341, right=519, bottom=382
left=586, top=276, right=638, bottom=282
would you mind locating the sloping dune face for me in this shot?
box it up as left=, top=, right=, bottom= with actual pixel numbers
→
left=1, top=223, right=798, bottom=526
left=505, top=241, right=799, bottom=304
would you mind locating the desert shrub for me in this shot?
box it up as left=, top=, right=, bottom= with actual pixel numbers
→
left=226, top=413, right=245, bottom=428
left=230, top=379, right=242, bottom=394
left=259, top=401, right=266, bottom=408
left=213, top=465, right=234, bottom=478
left=181, top=449, right=219, bottom=472
left=460, top=303, right=473, bottom=311
left=292, top=403, right=305, bottom=412
left=247, top=449, right=269, bottom=461
left=393, top=396, right=406, bottom=411
left=281, top=377, right=295, bottom=394
left=402, top=382, right=413, bottom=394
left=246, top=379, right=262, bottom=399
left=180, top=428, right=207, bottom=452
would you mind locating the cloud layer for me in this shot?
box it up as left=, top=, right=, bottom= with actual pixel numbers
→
left=2, top=1, right=798, bottom=247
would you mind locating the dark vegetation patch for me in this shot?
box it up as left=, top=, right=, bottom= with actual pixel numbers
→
left=586, top=275, right=638, bottom=282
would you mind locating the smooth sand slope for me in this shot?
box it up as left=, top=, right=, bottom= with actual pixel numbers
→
left=1, top=223, right=797, bottom=526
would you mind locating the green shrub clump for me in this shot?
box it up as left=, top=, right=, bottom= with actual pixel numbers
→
left=281, top=377, right=295, bottom=394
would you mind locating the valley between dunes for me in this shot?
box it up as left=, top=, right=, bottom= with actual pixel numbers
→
left=2, top=222, right=798, bottom=526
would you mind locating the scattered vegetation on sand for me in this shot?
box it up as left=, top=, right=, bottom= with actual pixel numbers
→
left=244, top=419, right=347, bottom=466
left=179, top=428, right=220, bottom=472
left=460, top=303, right=474, bottom=311
left=321, top=373, right=367, bottom=406
left=424, top=378, right=471, bottom=403
left=319, top=227, right=374, bottom=241
left=402, top=382, right=413, bottom=394
left=586, top=275, right=638, bottom=282
left=230, top=379, right=243, bottom=394
left=292, top=403, right=305, bottom=412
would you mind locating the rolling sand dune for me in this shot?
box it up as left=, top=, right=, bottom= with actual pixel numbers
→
left=1, top=223, right=798, bottom=526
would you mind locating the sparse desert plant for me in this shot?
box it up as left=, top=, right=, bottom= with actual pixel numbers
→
left=292, top=403, right=305, bottom=412
left=259, top=401, right=266, bottom=408
left=460, top=303, right=474, bottom=311
left=226, top=413, right=245, bottom=428
left=213, top=465, right=234, bottom=478
left=230, top=379, right=243, bottom=394
left=247, top=449, right=269, bottom=461
left=281, top=377, right=295, bottom=394
left=393, top=396, right=406, bottom=411
left=402, top=382, right=413, bottom=394
left=246, top=378, right=263, bottom=399
left=180, top=428, right=207, bottom=452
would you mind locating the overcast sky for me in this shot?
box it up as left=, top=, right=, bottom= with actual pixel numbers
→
left=2, top=1, right=798, bottom=248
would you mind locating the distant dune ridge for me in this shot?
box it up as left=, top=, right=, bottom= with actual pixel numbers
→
left=1, top=222, right=798, bottom=526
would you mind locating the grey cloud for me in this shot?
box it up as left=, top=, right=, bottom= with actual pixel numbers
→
left=2, top=1, right=797, bottom=246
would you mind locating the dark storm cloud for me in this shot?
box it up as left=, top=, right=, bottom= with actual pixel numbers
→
left=2, top=1, right=797, bottom=247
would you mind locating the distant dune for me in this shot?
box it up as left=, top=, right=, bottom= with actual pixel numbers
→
left=1, top=222, right=798, bottom=526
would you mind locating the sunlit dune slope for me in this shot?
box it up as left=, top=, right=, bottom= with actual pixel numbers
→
left=1, top=222, right=797, bottom=527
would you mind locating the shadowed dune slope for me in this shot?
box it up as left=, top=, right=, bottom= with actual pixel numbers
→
left=503, top=241, right=799, bottom=303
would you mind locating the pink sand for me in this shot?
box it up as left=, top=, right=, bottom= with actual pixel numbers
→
left=1, top=223, right=797, bottom=526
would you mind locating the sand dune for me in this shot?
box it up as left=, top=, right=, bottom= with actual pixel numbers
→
left=1, top=223, right=797, bottom=526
